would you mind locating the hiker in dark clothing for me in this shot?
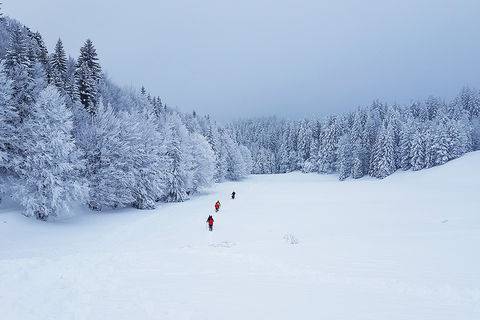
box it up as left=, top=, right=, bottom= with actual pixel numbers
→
left=206, top=215, right=214, bottom=231
left=231, top=191, right=236, bottom=199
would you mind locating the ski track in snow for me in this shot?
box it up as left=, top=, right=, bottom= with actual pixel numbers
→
left=1, top=152, right=480, bottom=319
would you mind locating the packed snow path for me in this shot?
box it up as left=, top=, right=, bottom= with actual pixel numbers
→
left=1, top=153, right=480, bottom=320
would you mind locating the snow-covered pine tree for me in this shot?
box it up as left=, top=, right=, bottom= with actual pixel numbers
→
left=370, top=120, right=396, bottom=178
left=153, top=96, right=163, bottom=118
left=471, top=117, right=480, bottom=151
left=239, top=145, right=253, bottom=175
left=455, top=109, right=474, bottom=153
left=304, top=120, right=321, bottom=173
left=0, top=62, right=20, bottom=177
left=182, top=110, right=202, bottom=134
left=351, top=140, right=364, bottom=178
left=410, top=100, right=428, bottom=122
left=32, top=31, right=50, bottom=81
left=255, top=147, right=272, bottom=174
left=351, top=109, right=367, bottom=178
left=365, top=111, right=379, bottom=174
left=445, top=117, right=467, bottom=161
left=287, top=122, right=301, bottom=171
left=205, top=118, right=228, bottom=181
left=64, top=57, right=78, bottom=102
left=222, top=128, right=247, bottom=180
left=430, top=118, right=450, bottom=166
left=423, top=126, right=436, bottom=169
left=297, top=120, right=312, bottom=165
left=318, top=116, right=339, bottom=174
left=337, top=133, right=353, bottom=180
left=455, top=86, right=480, bottom=119
left=31, top=60, right=47, bottom=99
left=129, top=109, right=167, bottom=209
left=4, top=25, right=35, bottom=120
left=75, top=39, right=101, bottom=115
left=50, top=38, right=67, bottom=92
left=399, top=120, right=413, bottom=170
left=188, top=132, right=215, bottom=194
left=386, top=108, right=402, bottom=168
left=163, top=112, right=193, bottom=202
left=425, top=96, right=442, bottom=121
left=15, top=86, right=85, bottom=220
left=278, top=127, right=291, bottom=173
left=410, top=128, right=426, bottom=171
left=85, top=103, right=137, bottom=210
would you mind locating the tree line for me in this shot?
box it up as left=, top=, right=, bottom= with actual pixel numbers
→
left=230, top=89, right=480, bottom=180
left=0, top=16, right=251, bottom=220
left=1, top=12, right=478, bottom=220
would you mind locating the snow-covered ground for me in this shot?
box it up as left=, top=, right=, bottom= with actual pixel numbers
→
left=1, top=152, right=480, bottom=320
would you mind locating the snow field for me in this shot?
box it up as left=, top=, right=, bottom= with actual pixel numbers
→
left=1, top=152, right=480, bottom=320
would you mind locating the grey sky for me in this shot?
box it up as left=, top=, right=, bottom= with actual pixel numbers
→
left=5, top=0, right=480, bottom=121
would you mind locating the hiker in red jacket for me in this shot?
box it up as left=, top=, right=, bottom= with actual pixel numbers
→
left=214, top=200, right=221, bottom=212
left=206, top=215, right=214, bottom=231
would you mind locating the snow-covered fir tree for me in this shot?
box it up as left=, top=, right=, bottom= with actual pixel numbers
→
left=4, top=24, right=34, bottom=120
left=64, top=56, right=77, bottom=102
left=162, top=112, right=192, bottom=202
left=32, top=31, right=50, bottom=81
left=204, top=117, right=228, bottom=181
left=129, top=109, right=168, bottom=209
left=399, top=120, right=413, bottom=171
left=430, top=118, right=451, bottom=166
left=50, top=38, right=67, bottom=91
left=85, top=103, right=138, bottom=210
left=14, top=86, right=85, bottom=220
left=455, top=86, right=480, bottom=119
left=351, top=109, right=367, bottom=178
left=337, top=133, right=353, bottom=180
left=0, top=61, right=19, bottom=178
left=370, top=120, right=396, bottom=178
left=75, top=39, right=101, bottom=115
left=409, top=128, right=426, bottom=171
left=318, top=116, right=339, bottom=174
left=222, top=128, right=248, bottom=180
left=188, top=132, right=215, bottom=194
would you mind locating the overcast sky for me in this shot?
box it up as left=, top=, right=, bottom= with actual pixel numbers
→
left=4, top=0, right=480, bottom=120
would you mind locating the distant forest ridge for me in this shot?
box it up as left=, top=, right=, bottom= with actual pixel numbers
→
left=229, top=89, right=480, bottom=180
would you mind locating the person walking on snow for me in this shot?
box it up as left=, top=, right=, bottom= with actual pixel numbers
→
left=206, top=215, right=214, bottom=231
left=231, top=191, right=236, bottom=199
left=215, top=200, right=221, bottom=212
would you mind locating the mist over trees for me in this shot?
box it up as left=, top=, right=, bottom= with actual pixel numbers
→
left=230, top=90, right=480, bottom=180
left=0, top=16, right=250, bottom=220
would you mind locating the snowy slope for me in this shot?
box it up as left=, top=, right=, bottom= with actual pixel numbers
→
left=1, top=152, right=480, bottom=320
